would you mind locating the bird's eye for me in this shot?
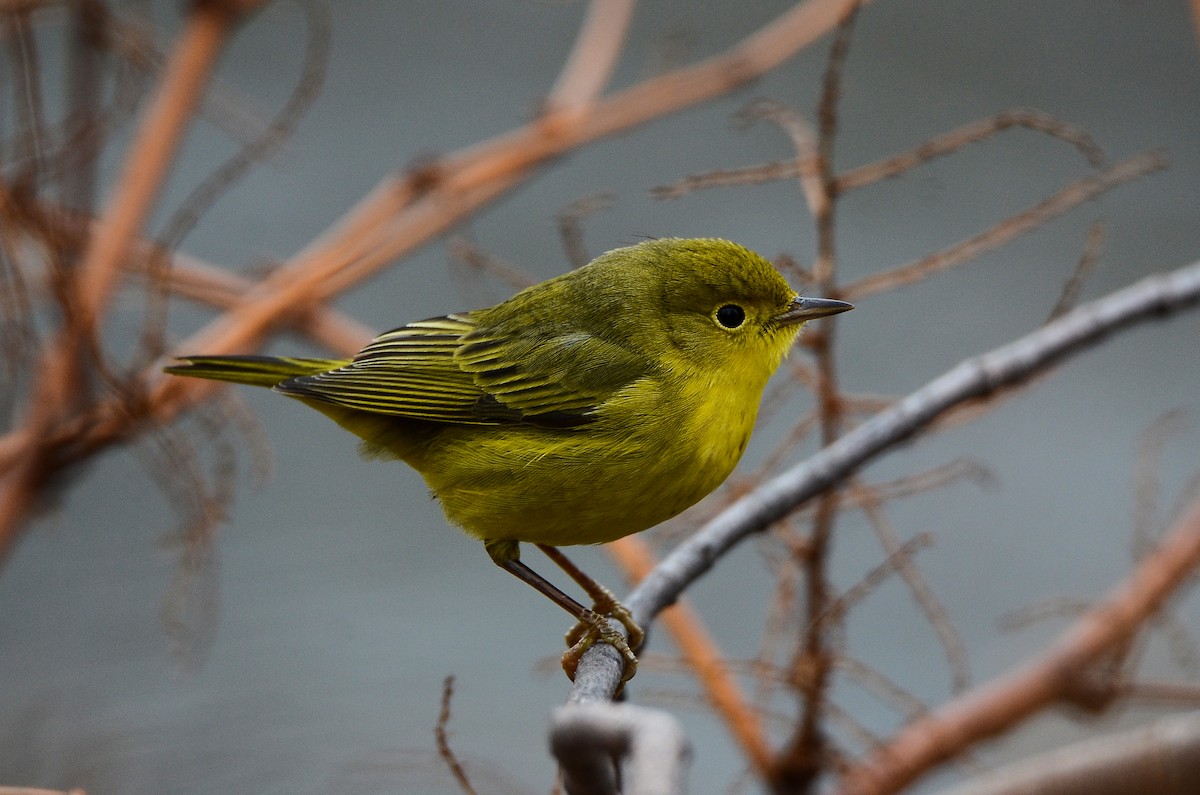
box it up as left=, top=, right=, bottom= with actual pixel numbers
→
left=715, top=304, right=746, bottom=329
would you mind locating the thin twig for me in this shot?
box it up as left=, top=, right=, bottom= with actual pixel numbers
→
left=834, top=108, right=1106, bottom=193
left=1045, top=221, right=1105, bottom=321
left=843, top=150, right=1168, bottom=300
left=774, top=6, right=860, bottom=787
left=1132, top=409, right=1192, bottom=560
left=557, top=191, right=616, bottom=270
left=837, top=655, right=931, bottom=726
left=75, top=0, right=263, bottom=327
left=436, top=675, right=478, bottom=795
left=818, top=532, right=933, bottom=626
left=446, top=236, right=537, bottom=295
left=651, top=108, right=1105, bottom=201
left=854, top=485, right=969, bottom=692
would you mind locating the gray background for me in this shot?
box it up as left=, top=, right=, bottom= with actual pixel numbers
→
left=3, top=1, right=1199, bottom=793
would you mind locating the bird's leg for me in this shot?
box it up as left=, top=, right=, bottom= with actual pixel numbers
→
left=535, top=544, right=645, bottom=654
left=485, top=540, right=637, bottom=685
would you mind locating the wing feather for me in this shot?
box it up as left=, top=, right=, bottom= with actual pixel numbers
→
left=275, top=310, right=651, bottom=427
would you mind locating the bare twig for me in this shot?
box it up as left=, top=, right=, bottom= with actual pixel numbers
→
left=436, top=675, right=478, bottom=795
left=997, top=596, right=1092, bottom=633
left=446, top=236, right=536, bottom=295
left=843, top=150, right=1168, bottom=300
left=652, top=108, right=1105, bottom=201
left=1132, top=409, right=1192, bottom=560
left=819, top=532, right=933, bottom=626
left=774, top=7, right=861, bottom=787
left=834, top=108, right=1106, bottom=193
left=128, top=249, right=375, bottom=355
left=1046, top=221, right=1105, bottom=321
left=837, top=655, right=931, bottom=726
left=734, top=99, right=824, bottom=219
left=557, top=191, right=616, bottom=270
left=855, top=487, right=970, bottom=692
left=74, top=0, right=263, bottom=328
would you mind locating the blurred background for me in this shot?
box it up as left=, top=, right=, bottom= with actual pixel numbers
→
left=2, top=1, right=1199, bottom=792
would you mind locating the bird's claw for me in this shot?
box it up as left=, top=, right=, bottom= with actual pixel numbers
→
left=562, top=608, right=640, bottom=687
left=562, top=586, right=644, bottom=688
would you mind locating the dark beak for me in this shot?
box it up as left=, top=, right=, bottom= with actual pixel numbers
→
left=775, top=296, right=854, bottom=326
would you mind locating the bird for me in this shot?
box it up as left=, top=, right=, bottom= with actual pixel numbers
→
left=164, top=237, right=853, bottom=685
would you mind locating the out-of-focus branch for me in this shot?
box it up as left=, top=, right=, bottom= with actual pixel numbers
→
left=929, top=712, right=1200, bottom=795
left=131, top=252, right=374, bottom=355
left=567, top=257, right=1200, bottom=701
left=0, top=0, right=263, bottom=562
left=550, top=703, right=691, bottom=795
left=836, top=497, right=1200, bottom=795
left=834, top=107, right=1105, bottom=192
left=74, top=0, right=264, bottom=328
left=652, top=107, right=1105, bottom=200
left=545, top=0, right=635, bottom=116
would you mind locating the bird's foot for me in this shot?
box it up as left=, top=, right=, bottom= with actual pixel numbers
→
left=561, top=608, right=639, bottom=687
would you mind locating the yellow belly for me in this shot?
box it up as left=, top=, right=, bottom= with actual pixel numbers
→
left=301, top=374, right=760, bottom=547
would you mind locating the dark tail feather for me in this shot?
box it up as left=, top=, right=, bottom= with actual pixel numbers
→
left=163, top=355, right=348, bottom=388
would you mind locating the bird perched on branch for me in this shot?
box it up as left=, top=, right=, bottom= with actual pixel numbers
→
left=166, top=237, right=852, bottom=686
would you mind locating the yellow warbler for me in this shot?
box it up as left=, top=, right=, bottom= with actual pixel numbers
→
left=165, top=238, right=852, bottom=683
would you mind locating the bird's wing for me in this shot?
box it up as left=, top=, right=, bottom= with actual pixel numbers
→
left=275, top=313, right=649, bottom=427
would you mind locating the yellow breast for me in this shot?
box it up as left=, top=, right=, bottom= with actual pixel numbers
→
left=405, top=369, right=763, bottom=547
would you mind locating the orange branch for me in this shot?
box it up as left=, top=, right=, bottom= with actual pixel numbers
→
left=75, top=0, right=262, bottom=327
left=545, top=0, right=635, bottom=115
left=836, top=497, right=1200, bottom=795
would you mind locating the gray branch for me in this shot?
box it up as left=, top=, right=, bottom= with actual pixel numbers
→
left=550, top=703, right=692, bottom=795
